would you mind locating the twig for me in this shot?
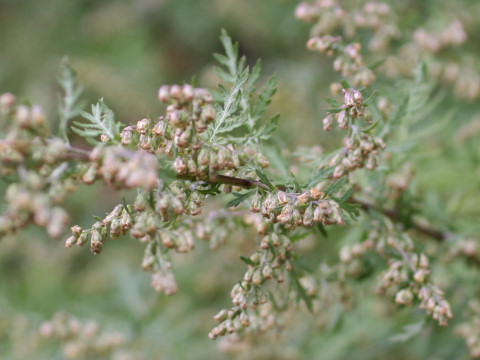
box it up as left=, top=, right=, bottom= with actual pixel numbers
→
left=177, top=172, right=457, bottom=245
left=349, top=197, right=447, bottom=242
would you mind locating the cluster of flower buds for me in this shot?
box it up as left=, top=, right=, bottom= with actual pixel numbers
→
left=338, top=240, right=375, bottom=278
left=455, top=301, right=480, bottom=358
left=1, top=180, right=70, bottom=239
left=295, top=0, right=343, bottom=24
left=0, top=96, right=80, bottom=240
left=159, top=84, right=215, bottom=144
left=250, top=189, right=343, bottom=229
left=329, top=134, right=385, bottom=176
left=296, top=1, right=398, bottom=53
left=413, top=20, right=466, bottom=53
left=191, top=209, right=238, bottom=250
left=384, top=48, right=480, bottom=102
left=323, top=87, right=369, bottom=131
left=209, top=232, right=294, bottom=339
left=382, top=163, right=413, bottom=200
left=139, top=239, right=179, bottom=295
left=353, top=2, right=399, bottom=52
left=121, top=85, right=215, bottom=152
left=367, top=225, right=453, bottom=326
left=0, top=93, right=48, bottom=139
left=333, top=43, right=376, bottom=86
left=39, top=311, right=128, bottom=359
left=209, top=307, right=253, bottom=340
left=65, top=204, right=134, bottom=254
left=151, top=265, right=178, bottom=295
left=417, top=284, right=453, bottom=326
left=444, top=239, right=479, bottom=264
left=307, top=35, right=342, bottom=55
left=83, top=145, right=158, bottom=191
left=244, top=213, right=271, bottom=236
left=307, top=37, right=375, bottom=86
left=174, top=144, right=241, bottom=179
left=157, top=181, right=204, bottom=219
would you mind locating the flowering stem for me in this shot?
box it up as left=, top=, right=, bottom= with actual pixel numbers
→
left=177, top=172, right=469, bottom=250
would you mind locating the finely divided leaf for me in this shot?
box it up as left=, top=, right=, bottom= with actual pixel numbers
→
left=324, top=177, right=348, bottom=195
left=72, top=99, right=121, bottom=144
left=252, top=75, right=277, bottom=120
left=57, top=60, right=85, bottom=143
left=226, top=191, right=255, bottom=208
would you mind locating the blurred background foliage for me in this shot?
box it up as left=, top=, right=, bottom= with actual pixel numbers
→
left=0, top=0, right=480, bottom=359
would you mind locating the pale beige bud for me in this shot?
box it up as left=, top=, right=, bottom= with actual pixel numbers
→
left=395, top=289, right=414, bottom=305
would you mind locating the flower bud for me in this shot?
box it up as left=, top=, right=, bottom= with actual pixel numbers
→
left=158, top=86, right=170, bottom=102
left=256, top=153, right=270, bottom=168
left=200, top=104, right=215, bottom=123
left=252, top=270, right=263, bottom=286
left=337, top=110, right=348, bottom=129
left=182, top=84, right=194, bottom=101
left=277, top=191, right=289, bottom=205
left=197, top=148, right=210, bottom=166
left=76, top=232, right=88, bottom=246
left=239, top=312, right=250, bottom=327
left=323, top=115, right=332, bottom=131
left=174, top=157, right=187, bottom=175
left=136, top=118, right=151, bottom=134
left=262, top=264, right=273, bottom=279
left=395, top=289, right=414, bottom=305
left=169, top=110, right=189, bottom=129
left=170, top=85, right=182, bottom=100
left=120, top=127, right=133, bottom=145
left=313, top=206, right=325, bottom=223
left=250, top=192, right=263, bottom=213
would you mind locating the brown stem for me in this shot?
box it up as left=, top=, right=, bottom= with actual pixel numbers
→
left=349, top=197, right=447, bottom=242
left=177, top=174, right=273, bottom=191
left=179, top=172, right=455, bottom=244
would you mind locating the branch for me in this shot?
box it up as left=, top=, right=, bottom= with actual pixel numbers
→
left=177, top=173, right=273, bottom=191
left=177, top=172, right=461, bottom=246
left=349, top=197, right=447, bottom=242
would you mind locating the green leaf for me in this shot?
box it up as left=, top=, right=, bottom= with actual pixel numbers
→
left=252, top=75, right=277, bottom=119
left=72, top=99, right=121, bottom=144
left=369, top=58, right=386, bottom=70
left=213, top=66, right=234, bottom=83
left=57, top=59, right=85, bottom=144
left=289, top=172, right=302, bottom=193
left=324, top=177, right=348, bottom=195
left=362, top=119, right=381, bottom=133
left=267, top=242, right=276, bottom=258
left=272, top=205, right=284, bottom=213
left=339, top=187, right=354, bottom=202
left=390, top=319, right=425, bottom=343
left=208, top=67, right=250, bottom=139
left=246, top=59, right=262, bottom=95
left=363, top=90, right=378, bottom=105
left=325, top=98, right=341, bottom=107
left=218, top=28, right=239, bottom=78
left=289, top=231, right=310, bottom=242
left=339, top=202, right=360, bottom=219
left=226, top=191, right=255, bottom=208
left=213, top=53, right=231, bottom=68
left=316, top=223, right=328, bottom=238
left=121, top=197, right=134, bottom=223
left=326, top=108, right=344, bottom=114
left=327, top=303, right=344, bottom=332
left=255, top=169, right=275, bottom=190
left=305, top=167, right=334, bottom=188
left=340, top=79, right=351, bottom=89
left=259, top=114, right=280, bottom=140
left=290, top=268, right=313, bottom=313
left=239, top=255, right=257, bottom=266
